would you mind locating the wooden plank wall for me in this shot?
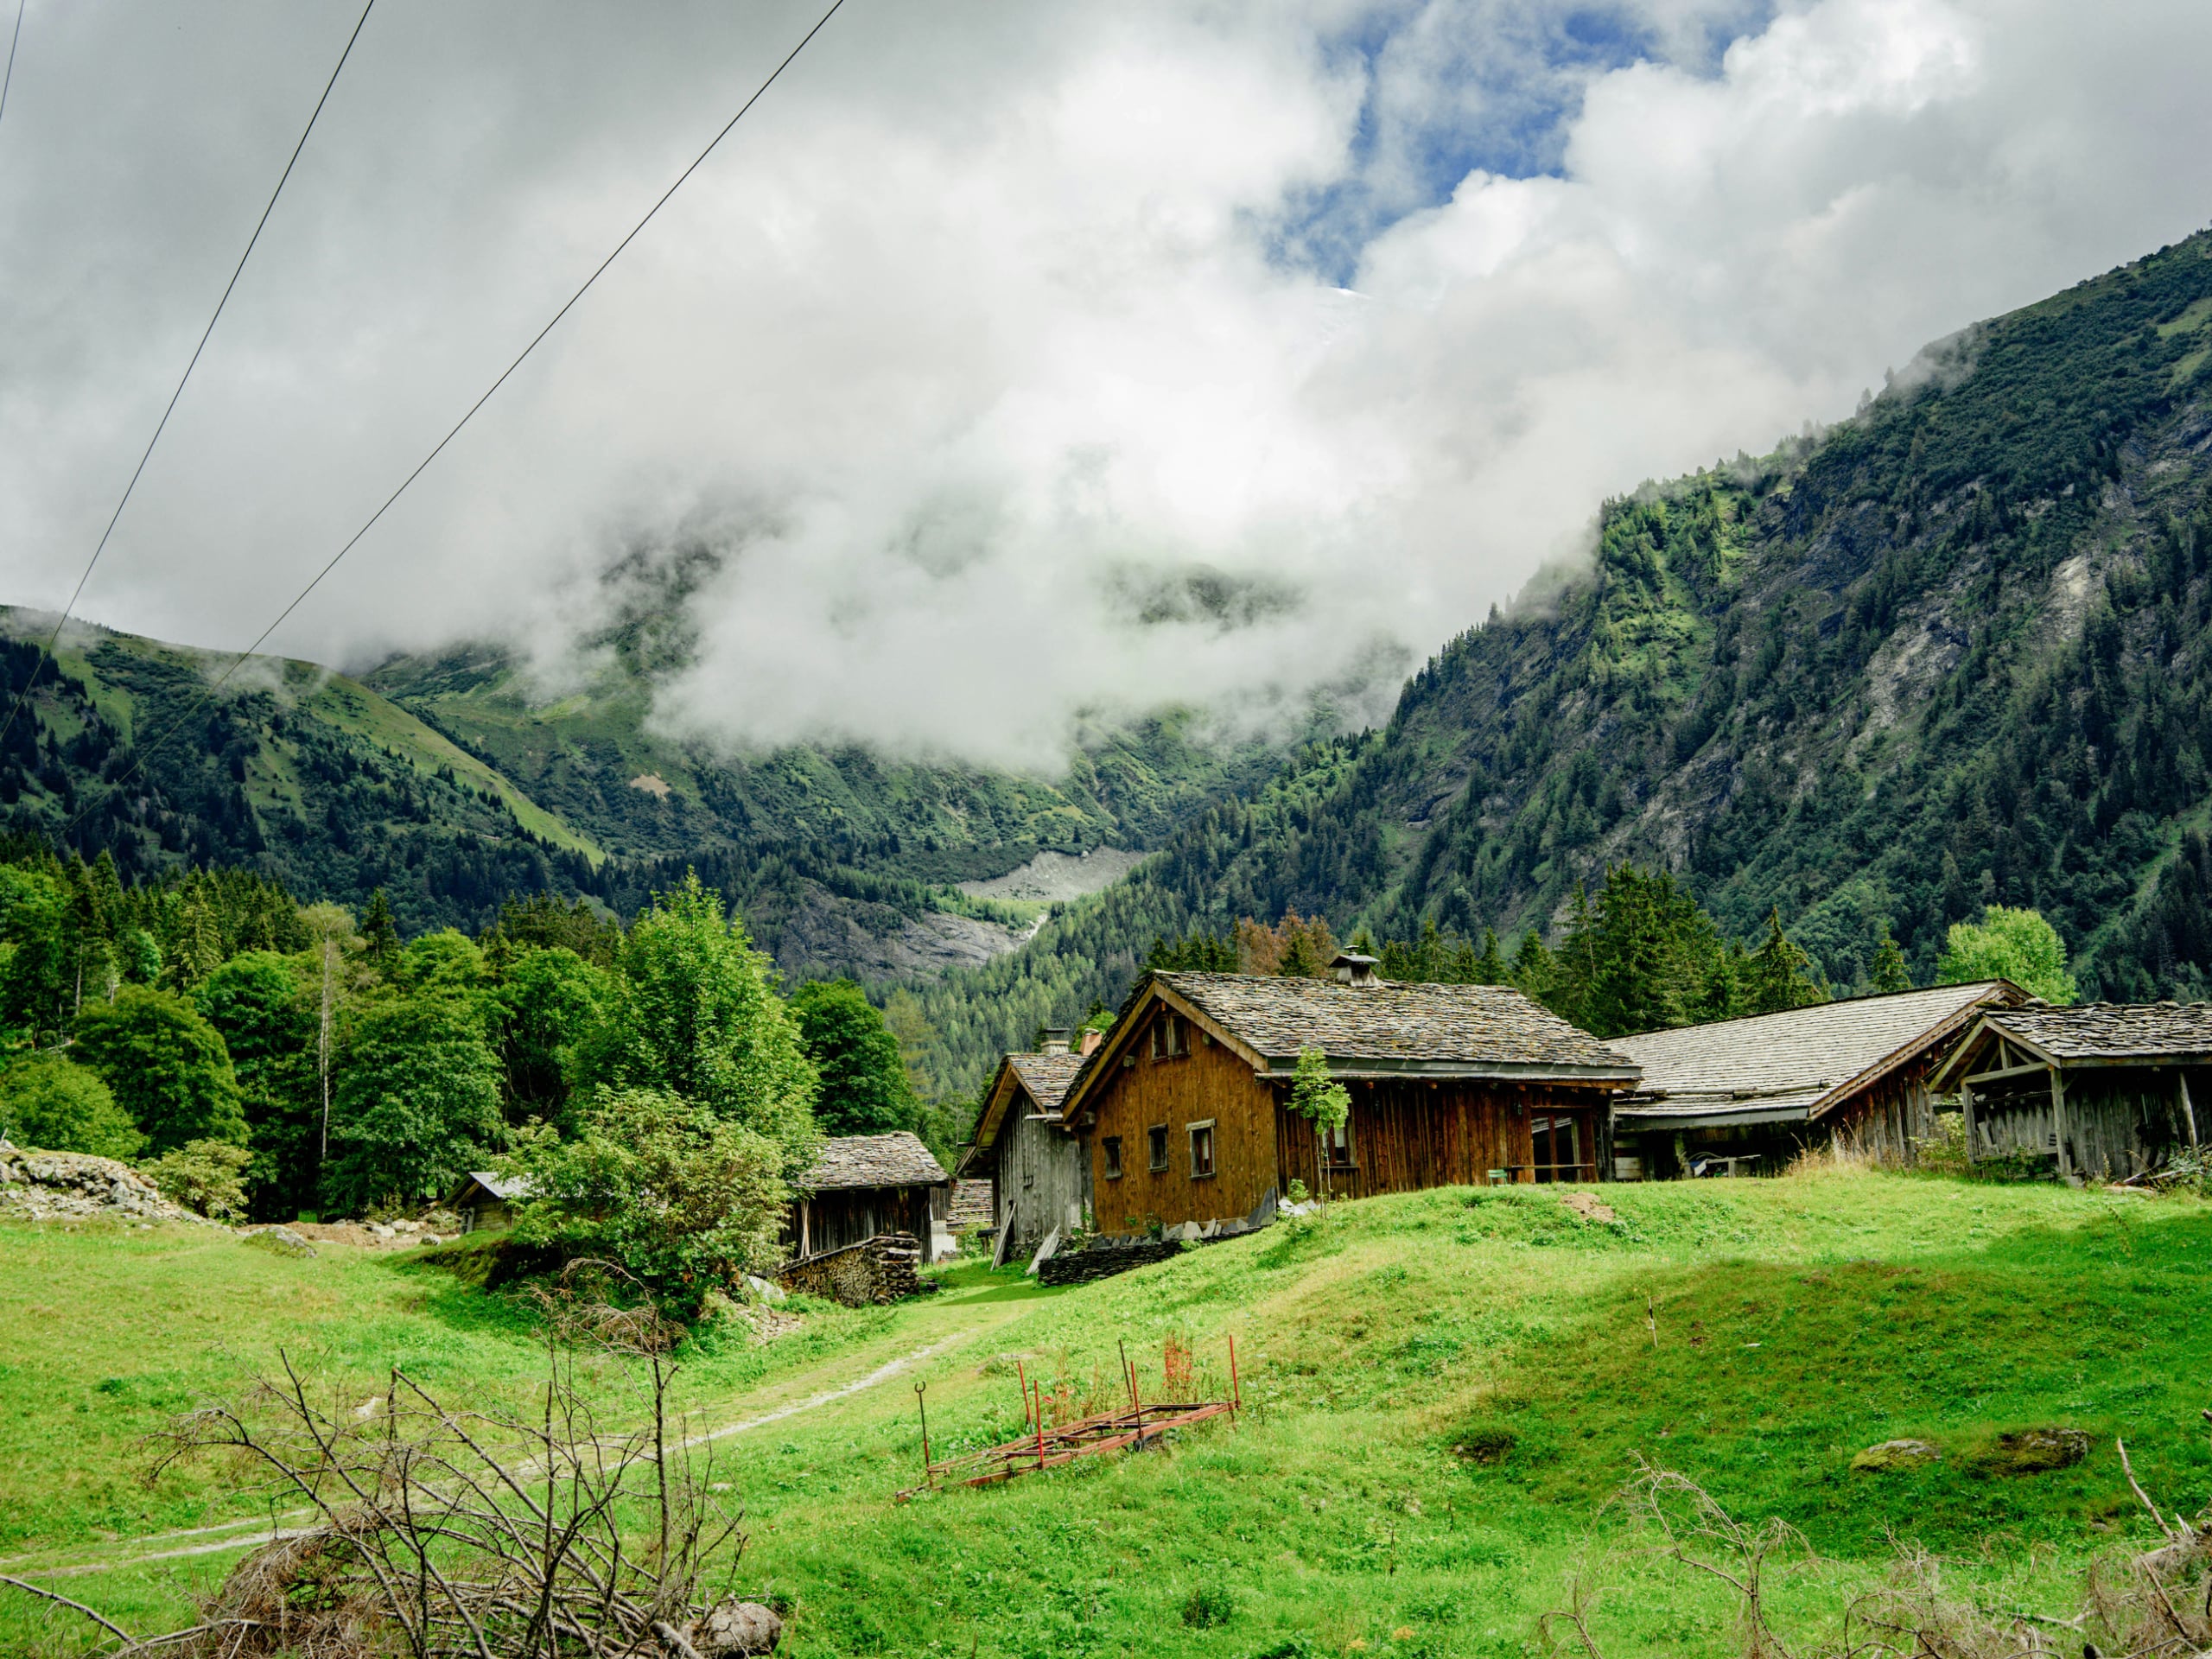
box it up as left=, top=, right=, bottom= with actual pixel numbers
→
left=791, top=1185, right=935, bottom=1256
left=1972, top=1065, right=2201, bottom=1176
left=1087, top=1030, right=1281, bottom=1232
left=1828, top=1066, right=1939, bottom=1164
left=1274, top=1078, right=1605, bottom=1200
left=995, top=1106, right=1087, bottom=1256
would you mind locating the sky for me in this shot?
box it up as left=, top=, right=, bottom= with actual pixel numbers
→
left=1, top=0, right=2209, bottom=770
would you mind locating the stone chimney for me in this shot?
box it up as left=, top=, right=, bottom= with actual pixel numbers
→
left=1040, top=1028, right=1073, bottom=1055
left=1080, top=1028, right=1103, bottom=1057
left=1332, top=951, right=1382, bottom=988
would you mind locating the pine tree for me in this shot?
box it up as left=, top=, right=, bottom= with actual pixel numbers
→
left=1872, top=923, right=1913, bottom=994
left=1474, top=927, right=1507, bottom=985
left=359, top=888, right=399, bottom=967
left=1741, top=909, right=1827, bottom=1015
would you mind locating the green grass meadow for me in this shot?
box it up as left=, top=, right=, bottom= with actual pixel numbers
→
left=3, top=1171, right=2208, bottom=1656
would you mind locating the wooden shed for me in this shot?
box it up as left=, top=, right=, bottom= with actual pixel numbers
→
left=447, top=1171, right=531, bottom=1233
left=784, top=1132, right=950, bottom=1260
left=964, top=1034, right=1093, bottom=1260
left=1058, top=957, right=1638, bottom=1236
left=1930, top=1002, right=2212, bottom=1180
left=1611, top=981, right=2021, bottom=1177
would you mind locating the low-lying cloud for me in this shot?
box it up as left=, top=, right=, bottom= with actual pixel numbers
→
left=2, top=0, right=2209, bottom=769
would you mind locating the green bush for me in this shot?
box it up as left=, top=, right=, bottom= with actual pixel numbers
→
left=0, top=1050, right=143, bottom=1158
left=504, top=1086, right=791, bottom=1318
left=142, top=1139, right=252, bottom=1219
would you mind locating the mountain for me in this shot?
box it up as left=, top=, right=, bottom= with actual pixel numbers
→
left=0, top=608, right=1281, bottom=971
left=906, top=227, right=2212, bottom=1090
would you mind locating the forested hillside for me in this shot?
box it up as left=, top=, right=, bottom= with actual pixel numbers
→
left=0, top=613, right=1282, bottom=963
left=905, top=228, right=2212, bottom=1087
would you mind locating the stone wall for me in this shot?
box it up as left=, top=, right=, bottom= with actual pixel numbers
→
left=1036, top=1237, right=1186, bottom=1287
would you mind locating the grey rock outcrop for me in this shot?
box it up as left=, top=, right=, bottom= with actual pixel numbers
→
left=0, top=1139, right=211, bottom=1225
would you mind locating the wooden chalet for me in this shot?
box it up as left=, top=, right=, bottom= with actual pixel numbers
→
left=965, top=1031, right=1096, bottom=1260
left=785, top=1132, right=950, bottom=1260
left=1612, top=981, right=2021, bottom=1177
left=1931, top=1001, right=2212, bottom=1179
left=1057, top=955, right=1639, bottom=1236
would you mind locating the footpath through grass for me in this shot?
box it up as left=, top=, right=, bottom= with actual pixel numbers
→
left=3, top=1169, right=2208, bottom=1657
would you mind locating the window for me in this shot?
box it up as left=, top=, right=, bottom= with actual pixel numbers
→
left=1150, top=1013, right=1184, bottom=1059
left=1147, top=1124, right=1170, bottom=1171
left=1102, top=1136, right=1123, bottom=1179
left=1187, top=1120, right=1216, bottom=1179
left=1325, top=1117, right=1354, bottom=1167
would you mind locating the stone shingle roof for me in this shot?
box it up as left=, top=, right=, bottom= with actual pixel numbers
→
left=1983, top=1001, right=2212, bottom=1061
left=1148, top=972, right=1637, bottom=1077
left=1614, top=982, right=2012, bottom=1126
left=800, top=1132, right=948, bottom=1192
left=1007, top=1052, right=1084, bottom=1110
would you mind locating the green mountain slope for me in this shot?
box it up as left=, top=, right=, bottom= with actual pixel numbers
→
left=0, top=616, right=602, bottom=933
left=908, top=228, right=2212, bottom=1089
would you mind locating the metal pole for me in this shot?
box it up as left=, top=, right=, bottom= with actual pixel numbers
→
left=915, top=1382, right=932, bottom=1487
left=1017, top=1359, right=1030, bottom=1430
left=1033, top=1380, right=1046, bottom=1470
left=1228, top=1334, right=1241, bottom=1416
left=1119, top=1340, right=1135, bottom=1413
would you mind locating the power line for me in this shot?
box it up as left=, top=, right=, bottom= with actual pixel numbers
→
left=0, top=0, right=376, bottom=760
left=67, top=0, right=848, bottom=839
left=0, top=0, right=24, bottom=136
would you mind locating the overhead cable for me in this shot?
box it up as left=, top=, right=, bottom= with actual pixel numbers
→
left=67, top=0, right=847, bottom=836
left=0, top=0, right=377, bottom=760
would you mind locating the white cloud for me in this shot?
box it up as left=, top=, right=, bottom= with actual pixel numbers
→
left=1, top=0, right=2209, bottom=771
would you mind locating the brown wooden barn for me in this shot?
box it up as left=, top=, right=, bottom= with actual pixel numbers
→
left=1056, top=956, right=1638, bottom=1236
left=784, top=1132, right=949, bottom=1260
left=1931, top=1002, right=2212, bottom=1180
left=1611, top=981, right=2022, bottom=1177
left=963, top=1033, right=1095, bottom=1262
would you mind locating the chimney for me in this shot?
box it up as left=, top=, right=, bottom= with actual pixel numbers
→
left=1332, top=950, right=1381, bottom=988
left=1040, top=1028, right=1072, bottom=1055
left=1080, top=1028, right=1103, bottom=1057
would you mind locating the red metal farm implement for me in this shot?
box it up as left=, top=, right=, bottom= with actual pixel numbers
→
left=895, top=1337, right=1241, bottom=1501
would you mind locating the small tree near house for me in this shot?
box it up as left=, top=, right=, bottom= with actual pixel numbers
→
left=1289, top=1046, right=1351, bottom=1203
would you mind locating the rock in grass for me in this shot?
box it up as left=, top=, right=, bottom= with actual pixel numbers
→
left=242, top=1226, right=317, bottom=1258
left=1850, top=1439, right=1942, bottom=1472
left=689, top=1597, right=783, bottom=1655
left=1974, top=1427, right=2089, bottom=1474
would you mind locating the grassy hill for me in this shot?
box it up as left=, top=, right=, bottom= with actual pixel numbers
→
left=4, top=1171, right=2205, bottom=1656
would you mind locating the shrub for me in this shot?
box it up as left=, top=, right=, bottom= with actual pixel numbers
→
left=1181, top=1582, right=1237, bottom=1629
left=143, top=1138, right=252, bottom=1219
left=504, top=1086, right=791, bottom=1318
left=0, top=1049, right=143, bottom=1158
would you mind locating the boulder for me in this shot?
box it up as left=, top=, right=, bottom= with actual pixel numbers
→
left=744, top=1274, right=788, bottom=1305
left=243, top=1226, right=318, bottom=1258
left=1851, top=1439, right=1943, bottom=1473
left=688, top=1597, right=783, bottom=1655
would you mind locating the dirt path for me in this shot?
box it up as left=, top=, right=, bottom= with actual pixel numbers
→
left=10, top=1285, right=1036, bottom=1582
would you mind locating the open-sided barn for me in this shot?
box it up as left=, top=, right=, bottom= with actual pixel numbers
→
left=1611, top=981, right=2020, bottom=1176
left=1933, top=1001, right=2210, bottom=1179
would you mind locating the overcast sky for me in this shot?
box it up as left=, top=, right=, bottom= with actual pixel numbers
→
left=2, top=0, right=2209, bottom=768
